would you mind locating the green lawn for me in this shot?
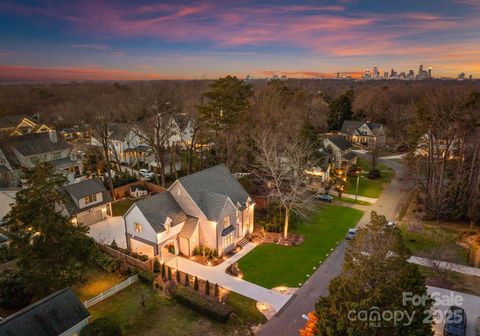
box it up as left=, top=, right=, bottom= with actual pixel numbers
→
left=111, top=198, right=136, bottom=216
left=88, top=282, right=260, bottom=336
left=73, top=267, right=125, bottom=302
left=225, top=292, right=266, bottom=324
left=344, top=158, right=395, bottom=198
left=400, top=222, right=470, bottom=265
left=238, top=205, right=364, bottom=288
left=332, top=196, right=371, bottom=206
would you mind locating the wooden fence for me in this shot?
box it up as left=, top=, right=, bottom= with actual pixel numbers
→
left=97, top=243, right=153, bottom=271
left=112, top=180, right=166, bottom=200
left=84, top=275, right=138, bottom=308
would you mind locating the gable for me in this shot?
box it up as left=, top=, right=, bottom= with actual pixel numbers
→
left=124, top=204, right=159, bottom=242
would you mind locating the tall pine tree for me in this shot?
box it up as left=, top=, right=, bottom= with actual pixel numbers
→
left=315, top=212, right=433, bottom=336
left=327, top=89, right=354, bottom=131
left=3, top=162, right=93, bottom=299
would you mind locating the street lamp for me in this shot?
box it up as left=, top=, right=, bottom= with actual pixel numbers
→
left=353, top=167, right=362, bottom=201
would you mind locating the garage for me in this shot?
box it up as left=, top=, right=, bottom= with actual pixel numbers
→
left=78, top=209, right=103, bottom=226
left=129, top=238, right=155, bottom=259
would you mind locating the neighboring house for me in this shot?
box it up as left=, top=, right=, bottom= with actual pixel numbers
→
left=124, top=164, right=254, bottom=261
left=340, top=120, right=386, bottom=148
left=147, top=153, right=182, bottom=176
left=170, top=114, right=194, bottom=149
left=63, top=179, right=112, bottom=226
left=415, top=132, right=461, bottom=159
left=323, top=135, right=358, bottom=169
left=91, top=123, right=147, bottom=165
left=0, top=114, right=52, bottom=136
left=130, top=185, right=148, bottom=198
left=0, top=131, right=83, bottom=186
left=305, top=154, right=333, bottom=183
left=0, top=288, right=90, bottom=336
left=60, top=125, right=91, bottom=141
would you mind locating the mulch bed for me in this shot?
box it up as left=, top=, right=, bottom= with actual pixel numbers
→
left=250, top=227, right=304, bottom=246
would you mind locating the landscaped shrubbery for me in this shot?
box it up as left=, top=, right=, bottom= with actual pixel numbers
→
left=138, top=270, right=156, bottom=285
left=112, top=171, right=138, bottom=188
left=109, top=242, right=149, bottom=262
left=172, top=286, right=232, bottom=322
left=192, top=246, right=218, bottom=259
left=80, top=317, right=122, bottom=336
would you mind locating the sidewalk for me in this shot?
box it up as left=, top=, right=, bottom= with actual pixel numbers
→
left=166, top=243, right=292, bottom=312
left=341, top=193, right=378, bottom=204
left=409, top=256, right=480, bottom=277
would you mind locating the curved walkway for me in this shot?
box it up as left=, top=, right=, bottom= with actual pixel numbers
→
left=165, top=242, right=292, bottom=312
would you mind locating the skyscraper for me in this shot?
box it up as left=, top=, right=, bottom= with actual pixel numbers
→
left=373, top=65, right=379, bottom=79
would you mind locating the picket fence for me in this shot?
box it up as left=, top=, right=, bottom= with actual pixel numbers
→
left=84, top=274, right=139, bottom=308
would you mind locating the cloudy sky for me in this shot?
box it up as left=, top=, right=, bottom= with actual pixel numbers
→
left=0, top=0, right=479, bottom=81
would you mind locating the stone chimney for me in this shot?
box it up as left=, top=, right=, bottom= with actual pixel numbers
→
left=49, top=130, right=58, bottom=143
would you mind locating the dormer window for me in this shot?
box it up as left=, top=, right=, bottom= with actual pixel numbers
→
left=165, top=221, right=170, bottom=233
left=134, top=223, right=142, bottom=233
left=224, top=216, right=230, bottom=228
left=84, top=194, right=97, bottom=205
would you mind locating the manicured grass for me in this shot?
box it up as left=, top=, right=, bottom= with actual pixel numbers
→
left=111, top=198, right=136, bottom=216
left=88, top=282, right=257, bottom=336
left=238, top=205, right=364, bottom=288
left=226, top=292, right=266, bottom=324
left=344, top=158, right=394, bottom=198
left=73, top=267, right=125, bottom=302
left=400, top=222, right=471, bottom=265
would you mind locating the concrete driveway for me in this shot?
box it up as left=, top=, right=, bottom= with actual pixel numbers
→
left=429, top=286, right=480, bottom=336
left=166, top=243, right=292, bottom=312
left=87, top=216, right=127, bottom=248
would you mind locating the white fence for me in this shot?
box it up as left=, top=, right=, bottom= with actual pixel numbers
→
left=84, top=274, right=139, bottom=308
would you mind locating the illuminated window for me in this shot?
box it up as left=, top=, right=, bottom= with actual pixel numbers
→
left=134, top=223, right=142, bottom=233
left=223, top=216, right=230, bottom=229
left=223, top=233, right=233, bottom=248
left=84, top=194, right=97, bottom=205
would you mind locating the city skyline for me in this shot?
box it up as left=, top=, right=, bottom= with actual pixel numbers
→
left=0, top=0, right=479, bottom=81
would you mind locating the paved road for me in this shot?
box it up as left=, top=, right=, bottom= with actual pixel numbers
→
left=259, top=157, right=412, bottom=336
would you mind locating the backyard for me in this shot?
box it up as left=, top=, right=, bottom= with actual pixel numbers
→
left=237, top=204, right=363, bottom=288
left=88, top=282, right=265, bottom=336
left=111, top=198, right=136, bottom=216
left=73, top=266, right=126, bottom=302
left=344, top=158, right=395, bottom=198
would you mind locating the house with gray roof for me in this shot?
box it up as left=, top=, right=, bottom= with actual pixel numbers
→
left=0, top=288, right=90, bottom=336
left=124, top=164, right=254, bottom=260
left=0, top=131, right=83, bottom=186
left=340, top=120, right=386, bottom=148
left=63, top=179, right=112, bottom=226
left=323, top=135, right=357, bottom=169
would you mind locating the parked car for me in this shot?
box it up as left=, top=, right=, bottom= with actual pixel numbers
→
left=139, top=169, right=154, bottom=179
left=385, top=220, right=396, bottom=228
left=315, top=194, right=333, bottom=203
left=345, top=228, right=358, bottom=240
left=444, top=306, right=467, bottom=336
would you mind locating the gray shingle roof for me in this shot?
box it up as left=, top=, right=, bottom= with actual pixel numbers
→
left=108, top=123, right=130, bottom=141
left=0, top=164, right=10, bottom=173
left=326, top=135, right=352, bottom=151
left=135, top=192, right=187, bottom=233
left=177, top=164, right=250, bottom=221
left=0, top=288, right=90, bottom=336
left=8, top=132, right=71, bottom=157
left=221, top=225, right=235, bottom=237
left=178, top=216, right=199, bottom=239
left=64, top=179, right=106, bottom=199
left=343, top=151, right=358, bottom=161
left=340, top=120, right=383, bottom=136
left=0, top=115, right=29, bottom=129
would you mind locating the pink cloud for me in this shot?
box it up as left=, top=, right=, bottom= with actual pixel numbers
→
left=71, top=44, right=110, bottom=50
left=0, top=65, right=162, bottom=81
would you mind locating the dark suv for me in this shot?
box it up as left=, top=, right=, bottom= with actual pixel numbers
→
left=444, top=306, right=467, bottom=336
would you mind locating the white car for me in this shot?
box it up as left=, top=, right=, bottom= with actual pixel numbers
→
left=386, top=220, right=396, bottom=228
left=139, top=169, right=154, bottom=179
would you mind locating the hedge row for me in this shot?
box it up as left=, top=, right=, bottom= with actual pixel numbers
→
left=172, top=286, right=232, bottom=322
left=138, top=270, right=156, bottom=284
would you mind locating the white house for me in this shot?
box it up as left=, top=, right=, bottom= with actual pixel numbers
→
left=124, top=164, right=254, bottom=261
left=323, top=135, right=357, bottom=169
left=63, top=179, right=112, bottom=226
left=0, top=288, right=90, bottom=336
left=340, top=120, right=386, bottom=148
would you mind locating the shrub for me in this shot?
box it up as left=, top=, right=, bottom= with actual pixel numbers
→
left=161, top=263, right=166, bottom=278
left=0, top=245, right=15, bottom=263
left=80, top=317, right=121, bottom=336
left=367, top=168, right=381, bottom=179
left=194, top=276, right=199, bottom=291
left=172, top=286, right=232, bottom=322
left=138, top=270, right=156, bottom=285
left=110, top=240, right=118, bottom=249
left=214, top=283, right=219, bottom=299
left=184, top=273, right=190, bottom=287
left=167, top=266, right=172, bottom=280
left=0, top=270, right=32, bottom=309
left=205, top=280, right=210, bottom=296
left=176, top=269, right=181, bottom=283
left=153, top=258, right=161, bottom=273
